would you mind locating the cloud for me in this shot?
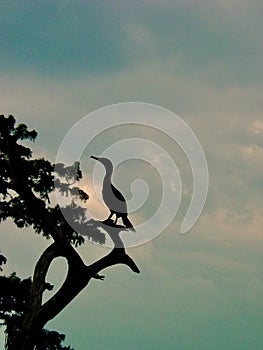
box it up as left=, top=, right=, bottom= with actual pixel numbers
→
left=1, top=1, right=262, bottom=85
left=1, top=57, right=262, bottom=223
left=0, top=1, right=128, bottom=76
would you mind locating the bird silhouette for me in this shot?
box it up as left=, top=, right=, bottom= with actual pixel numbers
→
left=91, top=156, right=135, bottom=231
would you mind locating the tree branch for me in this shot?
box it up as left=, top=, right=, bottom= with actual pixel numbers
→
left=22, top=222, right=140, bottom=330
left=86, top=222, right=140, bottom=275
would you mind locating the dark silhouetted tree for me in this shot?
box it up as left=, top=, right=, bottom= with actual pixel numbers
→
left=0, top=115, right=139, bottom=350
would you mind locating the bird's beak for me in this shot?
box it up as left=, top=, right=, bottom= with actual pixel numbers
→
left=91, top=155, right=99, bottom=160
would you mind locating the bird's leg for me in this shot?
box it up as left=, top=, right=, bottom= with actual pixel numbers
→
left=114, top=215, right=119, bottom=224
left=107, top=211, right=114, bottom=221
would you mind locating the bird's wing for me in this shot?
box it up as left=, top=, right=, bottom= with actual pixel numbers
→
left=111, top=184, right=126, bottom=202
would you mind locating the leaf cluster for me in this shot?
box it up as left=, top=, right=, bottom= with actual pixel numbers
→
left=0, top=115, right=105, bottom=246
left=0, top=273, right=74, bottom=350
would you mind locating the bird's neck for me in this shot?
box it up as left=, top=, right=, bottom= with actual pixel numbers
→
left=103, top=168, right=113, bottom=183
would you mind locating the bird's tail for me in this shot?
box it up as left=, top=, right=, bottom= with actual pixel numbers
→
left=122, top=216, right=136, bottom=232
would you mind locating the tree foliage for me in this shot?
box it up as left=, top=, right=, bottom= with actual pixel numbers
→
left=0, top=273, right=73, bottom=349
left=0, top=114, right=104, bottom=246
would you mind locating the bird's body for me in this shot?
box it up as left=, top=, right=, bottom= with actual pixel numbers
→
left=91, top=156, right=135, bottom=231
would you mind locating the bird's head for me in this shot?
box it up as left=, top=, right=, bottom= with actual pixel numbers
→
left=91, top=156, right=113, bottom=172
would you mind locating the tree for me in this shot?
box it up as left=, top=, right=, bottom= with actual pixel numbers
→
left=0, top=115, right=140, bottom=350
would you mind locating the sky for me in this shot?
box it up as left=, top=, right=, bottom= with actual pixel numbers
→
left=1, top=1, right=263, bottom=349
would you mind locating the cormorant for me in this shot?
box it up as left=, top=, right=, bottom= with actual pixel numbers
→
left=91, top=156, right=135, bottom=231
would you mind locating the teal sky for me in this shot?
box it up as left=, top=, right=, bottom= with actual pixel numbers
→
left=1, top=1, right=263, bottom=349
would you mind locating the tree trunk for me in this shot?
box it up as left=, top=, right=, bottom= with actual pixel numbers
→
left=8, top=236, right=139, bottom=350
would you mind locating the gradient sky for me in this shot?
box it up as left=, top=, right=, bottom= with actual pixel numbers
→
left=1, top=1, right=263, bottom=349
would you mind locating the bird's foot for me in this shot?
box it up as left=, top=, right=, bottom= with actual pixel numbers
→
left=93, top=274, right=105, bottom=281
left=100, top=218, right=115, bottom=225
left=100, top=218, right=127, bottom=230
